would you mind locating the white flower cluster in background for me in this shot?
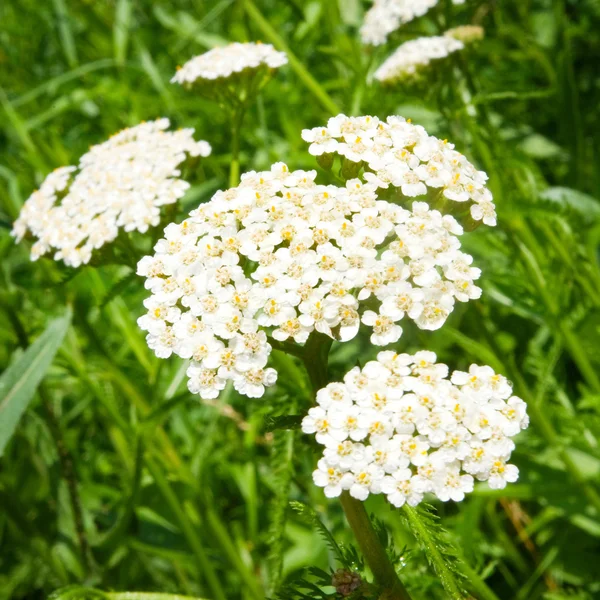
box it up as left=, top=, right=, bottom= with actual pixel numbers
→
left=303, top=352, right=528, bottom=504
left=137, top=162, right=482, bottom=399
left=374, top=35, right=464, bottom=83
left=171, top=42, right=288, bottom=86
left=12, top=119, right=211, bottom=268
left=302, top=115, right=496, bottom=226
left=360, top=0, right=439, bottom=46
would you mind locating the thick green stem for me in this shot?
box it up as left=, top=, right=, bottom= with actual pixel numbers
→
left=243, top=0, right=340, bottom=115
left=301, top=334, right=411, bottom=598
left=340, top=493, right=412, bottom=600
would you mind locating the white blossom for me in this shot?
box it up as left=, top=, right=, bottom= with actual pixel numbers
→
left=302, top=352, right=527, bottom=505
left=374, top=36, right=464, bottom=83
left=12, top=119, right=211, bottom=267
left=302, top=115, right=496, bottom=226
left=361, top=0, right=439, bottom=46
left=171, top=42, right=287, bottom=86
left=137, top=163, right=485, bottom=400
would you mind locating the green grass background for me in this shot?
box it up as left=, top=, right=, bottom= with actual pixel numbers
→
left=1, top=0, right=600, bottom=598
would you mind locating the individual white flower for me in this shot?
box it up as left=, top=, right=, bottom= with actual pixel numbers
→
left=374, top=36, right=464, bottom=83
left=301, top=115, right=496, bottom=226
left=172, top=42, right=287, bottom=86
left=303, top=352, right=527, bottom=506
left=13, top=119, right=211, bottom=268
left=361, top=0, right=439, bottom=46
left=313, top=459, right=345, bottom=498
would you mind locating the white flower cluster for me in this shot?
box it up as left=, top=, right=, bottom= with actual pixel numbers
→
left=303, top=352, right=528, bottom=505
left=12, top=119, right=211, bottom=268
left=374, top=35, right=464, bottom=84
left=360, top=0, right=438, bottom=46
left=302, top=115, right=496, bottom=226
left=171, top=42, right=287, bottom=86
left=137, top=162, right=482, bottom=399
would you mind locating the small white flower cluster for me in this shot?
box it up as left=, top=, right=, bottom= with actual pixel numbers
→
left=360, top=0, right=439, bottom=46
left=303, top=352, right=528, bottom=505
left=12, top=119, right=211, bottom=268
left=302, top=115, right=496, bottom=226
left=374, top=35, right=464, bottom=84
left=171, top=42, right=287, bottom=86
left=137, top=162, right=482, bottom=399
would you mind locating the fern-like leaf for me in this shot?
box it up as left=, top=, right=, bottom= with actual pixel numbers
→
left=400, top=504, right=467, bottom=600
left=290, top=500, right=349, bottom=567
left=266, top=428, right=297, bottom=596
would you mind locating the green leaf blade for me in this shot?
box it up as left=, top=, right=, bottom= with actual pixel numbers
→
left=0, top=309, right=72, bottom=456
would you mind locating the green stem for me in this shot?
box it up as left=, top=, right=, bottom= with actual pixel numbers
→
left=229, top=104, right=245, bottom=188
left=145, top=455, right=226, bottom=600
left=300, top=334, right=411, bottom=598
left=401, top=507, right=464, bottom=600
left=40, top=385, right=93, bottom=573
left=243, top=0, right=340, bottom=115
left=340, top=493, right=412, bottom=600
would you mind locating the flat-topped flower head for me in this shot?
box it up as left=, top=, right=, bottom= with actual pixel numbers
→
left=137, top=163, right=484, bottom=400
left=171, top=42, right=287, bottom=99
left=303, top=352, right=528, bottom=505
left=374, top=36, right=464, bottom=83
left=12, top=119, right=211, bottom=268
left=302, top=115, right=496, bottom=226
left=361, top=0, right=439, bottom=46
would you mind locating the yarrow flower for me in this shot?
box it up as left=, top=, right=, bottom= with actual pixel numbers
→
left=12, top=119, right=211, bottom=268
left=171, top=42, right=287, bottom=91
left=137, top=162, right=483, bottom=399
left=302, top=115, right=496, bottom=226
left=360, top=0, right=439, bottom=46
left=302, top=352, right=528, bottom=504
left=374, top=36, right=464, bottom=84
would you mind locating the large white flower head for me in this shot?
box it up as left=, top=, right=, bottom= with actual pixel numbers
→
left=361, top=0, right=439, bottom=46
left=374, top=36, right=464, bottom=84
left=303, top=351, right=528, bottom=504
left=12, top=119, right=211, bottom=268
left=171, top=42, right=287, bottom=96
left=302, top=115, right=496, bottom=226
left=137, top=162, right=483, bottom=400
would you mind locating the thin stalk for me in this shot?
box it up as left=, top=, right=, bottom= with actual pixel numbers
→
left=243, top=0, right=340, bottom=115
left=144, top=455, right=226, bottom=600
left=340, top=493, right=412, bottom=600
left=40, top=385, right=93, bottom=572
left=229, top=104, right=245, bottom=188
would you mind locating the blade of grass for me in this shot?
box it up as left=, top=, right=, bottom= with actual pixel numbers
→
left=51, top=0, right=79, bottom=68
left=243, top=0, right=340, bottom=115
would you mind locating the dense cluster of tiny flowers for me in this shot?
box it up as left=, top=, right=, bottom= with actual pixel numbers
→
left=374, top=35, right=464, bottom=84
left=171, top=42, right=287, bottom=85
left=12, top=119, right=211, bottom=268
left=302, top=115, right=496, bottom=226
left=137, top=162, right=483, bottom=399
left=303, top=352, right=528, bottom=505
left=360, top=0, right=439, bottom=46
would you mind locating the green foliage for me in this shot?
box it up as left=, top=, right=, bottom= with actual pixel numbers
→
left=0, top=309, right=71, bottom=455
